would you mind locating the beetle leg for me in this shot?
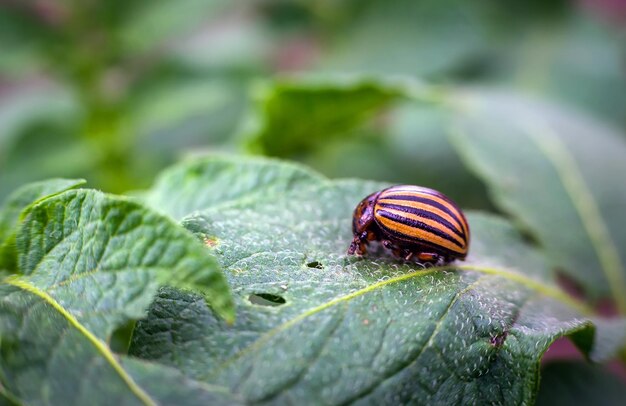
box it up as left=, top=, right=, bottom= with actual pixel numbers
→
left=392, top=248, right=415, bottom=262
left=347, top=241, right=356, bottom=255
left=348, top=236, right=367, bottom=256
left=417, top=252, right=446, bottom=266
left=347, top=237, right=357, bottom=255
left=382, top=240, right=394, bottom=250
left=357, top=231, right=372, bottom=255
left=349, top=230, right=373, bottom=256
left=383, top=240, right=407, bottom=260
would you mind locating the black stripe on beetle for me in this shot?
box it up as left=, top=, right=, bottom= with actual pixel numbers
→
left=376, top=202, right=466, bottom=240
left=376, top=209, right=465, bottom=249
left=378, top=195, right=465, bottom=230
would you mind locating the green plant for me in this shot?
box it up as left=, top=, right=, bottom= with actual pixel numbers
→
left=1, top=152, right=626, bottom=404
left=2, top=1, right=626, bottom=404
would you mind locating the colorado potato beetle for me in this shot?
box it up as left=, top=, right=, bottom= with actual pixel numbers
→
left=347, top=185, right=470, bottom=265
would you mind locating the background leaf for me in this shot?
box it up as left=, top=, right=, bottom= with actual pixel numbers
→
left=536, top=361, right=626, bottom=406
left=128, top=156, right=612, bottom=404
left=243, top=76, right=404, bottom=156
left=450, top=89, right=626, bottom=310
left=317, top=0, right=487, bottom=77
left=240, top=76, right=494, bottom=210
left=499, top=14, right=626, bottom=127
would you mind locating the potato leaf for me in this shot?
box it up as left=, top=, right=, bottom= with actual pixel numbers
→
left=0, top=283, right=241, bottom=405
left=129, top=156, right=616, bottom=405
left=450, top=89, right=626, bottom=310
left=0, top=178, right=85, bottom=244
left=242, top=76, right=406, bottom=157
left=0, top=178, right=85, bottom=270
left=537, top=361, right=626, bottom=406
left=15, top=189, right=234, bottom=327
left=239, top=76, right=493, bottom=210
left=0, top=185, right=236, bottom=404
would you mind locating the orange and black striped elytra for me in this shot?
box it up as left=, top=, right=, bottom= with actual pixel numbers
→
left=348, top=185, right=470, bottom=265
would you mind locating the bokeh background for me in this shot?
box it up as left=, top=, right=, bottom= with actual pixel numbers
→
left=1, top=0, right=624, bottom=203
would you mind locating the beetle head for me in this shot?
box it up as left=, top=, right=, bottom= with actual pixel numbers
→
left=348, top=191, right=379, bottom=256
left=352, top=191, right=379, bottom=235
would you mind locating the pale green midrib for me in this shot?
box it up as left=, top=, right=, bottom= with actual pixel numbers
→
left=3, top=276, right=157, bottom=406
left=208, top=264, right=590, bottom=379
left=526, top=124, right=626, bottom=313
left=459, top=265, right=589, bottom=314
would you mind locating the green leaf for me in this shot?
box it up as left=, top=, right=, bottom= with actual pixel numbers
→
left=242, top=76, right=407, bottom=156
left=304, top=103, right=495, bottom=210
left=0, top=178, right=85, bottom=271
left=0, top=283, right=242, bottom=405
left=129, top=156, right=612, bottom=404
left=144, top=154, right=327, bottom=220
left=450, top=89, right=626, bottom=310
left=536, top=361, right=626, bottom=406
left=317, top=0, right=487, bottom=77
left=0, top=179, right=85, bottom=243
left=14, top=189, right=234, bottom=327
left=239, top=76, right=493, bottom=210
left=117, top=0, right=229, bottom=56
left=0, top=185, right=237, bottom=403
left=504, top=14, right=626, bottom=126
left=588, top=317, right=626, bottom=362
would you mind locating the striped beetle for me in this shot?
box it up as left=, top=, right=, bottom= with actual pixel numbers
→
left=347, top=185, right=470, bottom=265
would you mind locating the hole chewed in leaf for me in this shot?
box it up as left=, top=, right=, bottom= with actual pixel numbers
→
left=248, top=293, right=287, bottom=307
left=306, top=261, right=323, bottom=269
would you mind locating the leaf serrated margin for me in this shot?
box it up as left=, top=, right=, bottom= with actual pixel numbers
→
left=3, top=276, right=157, bottom=406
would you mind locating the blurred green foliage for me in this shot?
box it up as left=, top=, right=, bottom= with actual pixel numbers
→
left=0, top=0, right=624, bottom=203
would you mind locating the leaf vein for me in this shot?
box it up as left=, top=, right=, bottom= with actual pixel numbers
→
left=525, top=121, right=626, bottom=311
left=3, top=276, right=157, bottom=406
left=205, top=264, right=589, bottom=381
